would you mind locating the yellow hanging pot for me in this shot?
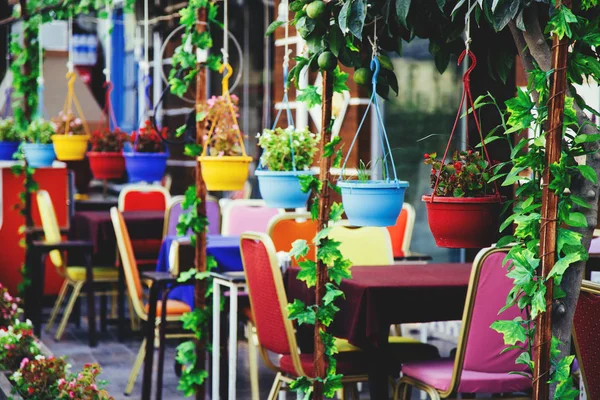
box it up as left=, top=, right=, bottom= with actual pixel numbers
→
left=198, top=63, right=252, bottom=191
left=52, top=134, right=90, bottom=161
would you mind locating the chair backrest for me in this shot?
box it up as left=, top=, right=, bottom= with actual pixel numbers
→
left=206, top=197, right=221, bottom=235
left=110, top=207, right=146, bottom=319
left=36, top=190, right=64, bottom=269
left=573, top=280, right=600, bottom=400
left=328, top=225, right=394, bottom=266
left=221, top=200, right=279, bottom=236
left=451, top=247, right=528, bottom=393
left=386, top=203, right=415, bottom=258
left=118, top=184, right=171, bottom=212
left=163, top=195, right=221, bottom=238
left=267, top=213, right=318, bottom=265
left=240, top=232, right=305, bottom=376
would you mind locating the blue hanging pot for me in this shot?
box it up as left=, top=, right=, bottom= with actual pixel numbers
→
left=0, top=142, right=20, bottom=161
left=337, top=180, right=409, bottom=227
left=124, top=152, right=168, bottom=183
left=23, top=143, right=55, bottom=168
left=256, top=170, right=316, bottom=209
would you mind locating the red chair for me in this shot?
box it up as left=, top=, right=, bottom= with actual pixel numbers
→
left=240, top=232, right=369, bottom=399
left=118, top=184, right=171, bottom=212
left=387, top=203, right=415, bottom=259
left=394, top=247, right=531, bottom=399
left=573, top=280, right=600, bottom=400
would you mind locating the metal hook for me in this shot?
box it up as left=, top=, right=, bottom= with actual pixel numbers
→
left=66, top=71, right=76, bottom=87
left=370, top=57, right=381, bottom=86
left=457, top=49, right=477, bottom=80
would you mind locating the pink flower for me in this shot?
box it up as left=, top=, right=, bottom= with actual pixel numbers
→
left=19, top=358, right=29, bottom=369
left=69, top=391, right=74, bottom=398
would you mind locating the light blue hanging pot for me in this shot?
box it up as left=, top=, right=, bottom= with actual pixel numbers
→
left=257, top=65, right=315, bottom=209
left=337, top=57, right=408, bottom=227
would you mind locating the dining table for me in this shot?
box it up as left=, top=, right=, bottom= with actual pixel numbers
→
left=286, top=262, right=472, bottom=399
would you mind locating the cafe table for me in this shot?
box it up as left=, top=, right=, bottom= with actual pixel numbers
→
left=286, top=262, right=472, bottom=399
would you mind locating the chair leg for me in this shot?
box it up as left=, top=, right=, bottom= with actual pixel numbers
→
left=45, top=281, right=69, bottom=333
left=247, top=322, right=260, bottom=400
left=110, top=283, right=118, bottom=319
left=100, top=294, right=107, bottom=333
left=125, top=338, right=147, bottom=396
left=55, top=282, right=83, bottom=341
left=267, top=372, right=284, bottom=400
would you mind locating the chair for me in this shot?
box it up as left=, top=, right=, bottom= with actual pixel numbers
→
left=573, top=280, right=600, bottom=400
left=387, top=203, right=416, bottom=259
left=240, top=232, right=369, bottom=399
left=37, top=190, right=119, bottom=341
left=110, top=208, right=193, bottom=395
left=267, top=212, right=318, bottom=265
left=118, top=184, right=171, bottom=212
left=221, top=199, right=280, bottom=236
left=394, top=247, right=532, bottom=400
left=329, top=225, right=394, bottom=266
left=163, top=195, right=221, bottom=238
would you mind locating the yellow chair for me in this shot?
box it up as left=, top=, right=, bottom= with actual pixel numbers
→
left=329, top=225, right=394, bottom=266
left=110, top=207, right=193, bottom=395
left=37, top=190, right=119, bottom=341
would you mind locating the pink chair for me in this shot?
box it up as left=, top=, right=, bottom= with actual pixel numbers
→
left=573, top=280, right=600, bottom=400
left=221, top=200, right=279, bottom=236
left=394, top=247, right=531, bottom=399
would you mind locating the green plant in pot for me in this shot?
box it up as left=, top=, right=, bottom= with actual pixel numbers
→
left=22, top=119, right=56, bottom=168
left=0, top=118, right=21, bottom=161
left=422, top=149, right=502, bottom=248
left=50, top=111, right=90, bottom=161
left=256, top=125, right=319, bottom=208
left=87, top=128, right=130, bottom=180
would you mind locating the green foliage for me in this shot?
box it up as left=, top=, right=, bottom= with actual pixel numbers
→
left=257, top=126, right=319, bottom=171
left=24, top=118, right=55, bottom=144
left=0, top=118, right=21, bottom=142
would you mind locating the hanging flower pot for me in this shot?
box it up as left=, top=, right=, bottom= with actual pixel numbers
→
left=197, top=64, right=252, bottom=191
left=51, top=134, right=90, bottom=161
left=256, top=125, right=320, bottom=208
left=0, top=118, right=21, bottom=161
left=88, top=151, right=126, bottom=180
left=124, top=120, right=169, bottom=183
left=422, top=51, right=503, bottom=248
left=23, top=119, right=56, bottom=168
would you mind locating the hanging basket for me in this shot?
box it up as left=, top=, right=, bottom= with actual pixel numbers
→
left=198, top=155, right=252, bottom=191
left=339, top=180, right=409, bottom=227
left=423, top=195, right=502, bottom=248
left=23, top=143, right=55, bottom=168
left=87, top=151, right=125, bottom=180
left=51, top=135, right=90, bottom=161
left=256, top=170, right=316, bottom=208
left=124, top=152, right=168, bottom=183
left=0, top=142, right=20, bottom=161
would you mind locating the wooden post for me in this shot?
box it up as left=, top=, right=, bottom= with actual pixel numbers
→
left=313, top=70, right=334, bottom=400
left=533, top=1, right=571, bottom=398
left=194, top=6, right=208, bottom=400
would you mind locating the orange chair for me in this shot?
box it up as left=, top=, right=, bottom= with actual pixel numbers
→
left=118, top=184, right=171, bottom=212
left=387, top=203, right=416, bottom=259
left=267, top=212, right=318, bottom=265
left=110, top=208, right=192, bottom=395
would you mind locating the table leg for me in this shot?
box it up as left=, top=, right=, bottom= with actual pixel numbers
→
left=212, top=280, right=222, bottom=400
left=228, top=284, right=238, bottom=400
left=118, top=262, right=125, bottom=341
left=84, top=252, right=97, bottom=347
left=368, top=331, right=390, bottom=399
left=142, top=281, right=159, bottom=400
left=156, top=287, right=169, bottom=400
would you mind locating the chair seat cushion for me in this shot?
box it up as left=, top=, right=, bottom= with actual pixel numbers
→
left=66, top=266, right=119, bottom=282
left=279, top=352, right=369, bottom=378
left=402, top=359, right=532, bottom=394
left=145, top=299, right=191, bottom=316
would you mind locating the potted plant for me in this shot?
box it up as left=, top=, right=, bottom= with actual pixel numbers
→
left=422, top=150, right=502, bottom=248
left=50, top=112, right=89, bottom=161
left=255, top=126, right=319, bottom=208
left=0, top=283, right=21, bottom=330
left=87, top=128, right=130, bottom=180
left=337, top=159, right=409, bottom=226
left=0, top=320, right=41, bottom=372
left=0, top=118, right=21, bottom=161
left=197, top=94, right=252, bottom=191
left=22, top=119, right=56, bottom=168
left=124, top=120, right=169, bottom=183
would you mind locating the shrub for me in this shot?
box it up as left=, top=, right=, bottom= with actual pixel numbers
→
left=25, top=119, right=55, bottom=144
left=0, top=320, right=41, bottom=371
left=0, top=118, right=20, bottom=142
left=90, top=128, right=130, bottom=152
left=257, top=126, right=319, bottom=171
left=197, top=95, right=244, bottom=157
left=131, top=120, right=167, bottom=153
left=51, top=112, right=86, bottom=136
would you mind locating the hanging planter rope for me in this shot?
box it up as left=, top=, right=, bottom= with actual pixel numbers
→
left=198, top=62, right=252, bottom=191
left=423, top=49, right=503, bottom=248
left=336, top=56, right=409, bottom=227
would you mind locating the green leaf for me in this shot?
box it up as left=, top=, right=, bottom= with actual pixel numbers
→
left=323, top=374, right=343, bottom=397
left=317, top=239, right=343, bottom=265
left=297, top=260, right=317, bottom=287
left=329, top=202, right=344, bottom=222
left=316, top=302, right=339, bottom=326
left=564, top=211, right=587, bottom=228
left=574, top=133, right=600, bottom=144
left=557, top=229, right=583, bottom=255
left=313, top=226, right=333, bottom=245
left=548, top=252, right=584, bottom=282
left=332, top=67, right=349, bottom=94
left=328, top=257, right=352, bottom=285
left=515, top=351, right=534, bottom=370
left=329, top=27, right=344, bottom=58
left=338, top=1, right=352, bottom=33
left=546, top=5, right=578, bottom=39
left=297, top=85, right=322, bottom=108
left=531, top=284, right=547, bottom=319
left=265, top=20, right=285, bottom=36
left=290, top=239, right=310, bottom=258
left=490, top=318, right=527, bottom=345
left=287, top=299, right=316, bottom=325
left=348, top=0, right=367, bottom=40
left=184, top=143, right=202, bottom=157
left=575, top=164, right=598, bottom=184
left=396, top=0, right=411, bottom=28
left=322, top=282, right=344, bottom=305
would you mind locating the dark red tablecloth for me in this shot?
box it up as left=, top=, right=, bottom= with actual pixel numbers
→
left=71, top=211, right=165, bottom=266
left=286, top=263, right=472, bottom=348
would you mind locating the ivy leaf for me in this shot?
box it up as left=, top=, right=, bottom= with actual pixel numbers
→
left=323, top=374, right=344, bottom=397
left=329, top=26, right=344, bottom=58
left=328, top=257, right=352, bottom=285
left=316, top=302, right=339, bottom=326
left=548, top=252, right=584, bottom=283
left=546, top=5, right=578, bottom=39
left=310, top=197, right=319, bottom=220
left=554, top=379, right=579, bottom=400
left=289, top=376, right=313, bottom=397
left=557, top=229, right=583, bottom=255
left=564, top=211, right=587, bottom=228
left=314, top=226, right=333, bottom=246
left=290, top=239, right=310, bottom=259
left=297, top=260, right=317, bottom=287
left=490, top=318, right=527, bottom=345
left=332, top=67, right=349, bottom=94
left=329, top=202, right=344, bottom=222
left=297, top=85, right=322, bottom=109
left=324, top=136, right=342, bottom=157
left=574, top=133, right=600, bottom=144
left=550, top=355, right=576, bottom=383
left=287, top=299, right=316, bottom=325
left=265, top=20, right=285, bottom=36
left=575, top=164, right=598, bottom=184
left=318, top=239, right=343, bottom=265
left=515, top=351, right=534, bottom=371
left=531, top=284, right=547, bottom=319
left=184, top=143, right=203, bottom=157
left=323, top=282, right=344, bottom=305
left=396, top=0, right=411, bottom=28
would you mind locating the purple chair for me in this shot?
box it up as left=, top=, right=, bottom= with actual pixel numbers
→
left=394, top=248, right=531, bottom=399
left=163, top=195, right=220, bottom=237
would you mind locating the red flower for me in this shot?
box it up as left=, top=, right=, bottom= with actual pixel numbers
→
left=453, top=162, right=462, bottom=171
left=424, top=153, right=429, bottom=159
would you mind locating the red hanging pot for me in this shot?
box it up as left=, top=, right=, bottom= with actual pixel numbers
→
left=87, top=151, right=125, bottom=180
left=423, top=195, right=502, bottom=248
